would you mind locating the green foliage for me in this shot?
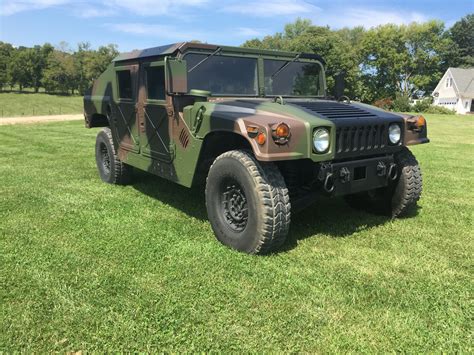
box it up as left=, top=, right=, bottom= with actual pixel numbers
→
left=411, top=98, right=433, bottom=113
left=392, top=94, right=411, bottom=112
left=373, top=98, right=393, bottom=110
left=361, top=21, right=454, bottom=100
left=0, top=42, right=14, bottom=89
left=243, top=18, right=364, bottom=99
left=43, top=50, right=77, bottom=94
left=1, top=115, right=472, bottom=351
left=1, top=42, right=118, bottom=95
left=449, top=14, right=474, bottom=67
left=424, top=105, right=456, bottom=114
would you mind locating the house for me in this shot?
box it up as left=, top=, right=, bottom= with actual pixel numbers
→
left=432, top=67, right=474, bottom=114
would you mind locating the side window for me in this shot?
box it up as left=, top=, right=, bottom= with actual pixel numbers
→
left=146, top=66, right=166, bottom=100
left=117, top=70, right=133, bottom=99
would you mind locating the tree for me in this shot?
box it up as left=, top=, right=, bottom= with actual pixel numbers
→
left=449, top=14, right=474, bottom=67
left=243, top=19, right=364, bottom=99
left=43, top=50, right=78, bottom=94
left=0, top=42, right=14, bottom=90
left=361, top=21, right=454, bottom=100
left=7, top=47, right=31, bottom=91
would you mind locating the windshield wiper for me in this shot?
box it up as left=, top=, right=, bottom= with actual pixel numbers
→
left=270, top=54, right=300, bottom=79
left=188, top=47, right=222, bottom=73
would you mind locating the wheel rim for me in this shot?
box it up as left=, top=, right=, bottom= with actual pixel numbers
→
left=221, top=178, right=248, bottom=232
left=100, top=142, right=111, bottom=175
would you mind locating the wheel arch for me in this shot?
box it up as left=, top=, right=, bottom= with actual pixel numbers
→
left=192, top=130, right=253, bottom=187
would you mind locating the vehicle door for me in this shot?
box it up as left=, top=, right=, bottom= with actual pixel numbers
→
left=137, top=60, right=172, bottom=162
left=113, top=65, right=140, bottom=153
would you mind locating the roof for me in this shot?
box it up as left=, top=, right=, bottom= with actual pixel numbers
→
left=449, top=67, right=474, bottom=96
left=113, top=42, right=326, bottom=65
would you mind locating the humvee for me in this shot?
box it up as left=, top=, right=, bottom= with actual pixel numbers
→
left=84, top=42, right=429, bottom=254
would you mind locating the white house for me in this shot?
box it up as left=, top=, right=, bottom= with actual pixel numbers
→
left=432, top=67, right=474, bottom=114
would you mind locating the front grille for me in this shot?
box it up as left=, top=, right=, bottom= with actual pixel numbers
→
left=293, top=101, right=377, bottom=119
left=335, top=124, right=388, bottom=157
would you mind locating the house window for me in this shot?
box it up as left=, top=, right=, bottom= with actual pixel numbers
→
left=146, top=66, right=166, bottom=100
left=465, top=101, right=469, bottom=109
left=117, top=70, right=133, bottom=99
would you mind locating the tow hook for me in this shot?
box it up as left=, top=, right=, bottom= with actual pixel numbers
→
left=388, top=163, right=398, bottom=180
left=377, top=161, right=387, bottom=177
left=324, top=173, right=335, bottom=193
left=339, top=167, right=350, bottom=183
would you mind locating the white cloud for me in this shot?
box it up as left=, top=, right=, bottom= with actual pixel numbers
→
left=0, top=0, right=70, bottom=15
left=105, top=0, right=209, bottom=16
left=1, top=0, right=209, bottom=16
left=104, top=22, right=207, bottom=41
left=319, top=8, right=429, bottom=29
left=235, top=27, right=267, bottom=37
left=222, top=0, right=319, bottom=17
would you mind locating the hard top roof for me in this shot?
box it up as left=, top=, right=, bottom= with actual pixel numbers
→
left=113, top=42, right=325, bottom=64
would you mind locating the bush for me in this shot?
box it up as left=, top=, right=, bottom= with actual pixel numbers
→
left=373, top=98, right=393, bottom=110
left=392, top=95, right=411, bottom=112
left=412, top=98, right=432, bottom=113
left=424, top=105, right=456, bottom=114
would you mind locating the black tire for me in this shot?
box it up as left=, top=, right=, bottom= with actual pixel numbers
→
left=345, top=147, right=422, bottom=218
left=205, top=150, right=291, bottom=254
left=95, top=127, right=132, bottom=185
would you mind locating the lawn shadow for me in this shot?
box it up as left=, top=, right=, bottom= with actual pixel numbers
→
left=132, top=170, right=419, bottom=253
left=132, top=170, right=208, bottom=221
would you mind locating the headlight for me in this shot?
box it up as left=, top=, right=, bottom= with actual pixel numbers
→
left=388, top=123, right=401, bottom=144
left=313, top=128, right=330, bottom=153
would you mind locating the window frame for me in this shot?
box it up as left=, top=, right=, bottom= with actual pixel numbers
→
left=143, top=60, right=167, bottom=104
left=183, top=51, right=260, bottom=97
left=115, top=67, right=135, bottom=102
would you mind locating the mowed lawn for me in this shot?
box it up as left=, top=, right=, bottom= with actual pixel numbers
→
left=0, top=92, right=83, bottom=117
left=0, top=114, right=472, bottom=352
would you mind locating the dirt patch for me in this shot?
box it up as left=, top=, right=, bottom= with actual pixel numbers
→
left=0, top=114, right=83, bottom=125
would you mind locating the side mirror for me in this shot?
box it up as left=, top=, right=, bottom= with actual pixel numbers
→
left=334, top=71, right=346, bottom=100
left=166, top=58, right=188, bottom=94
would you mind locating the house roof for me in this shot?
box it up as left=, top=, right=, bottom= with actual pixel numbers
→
left=449, top=67, right=474, bottom=97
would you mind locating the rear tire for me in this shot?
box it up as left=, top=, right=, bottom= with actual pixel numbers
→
left=95, top=127, right=132, bottom=185
left=205, top=150, right=291, bottom=254
left=345, top=147, right=422, bottom=218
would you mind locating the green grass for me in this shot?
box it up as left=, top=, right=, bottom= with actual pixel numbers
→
left=0, top=114, right=472, bottom=352
left=0, top=92, right=83, bottom=117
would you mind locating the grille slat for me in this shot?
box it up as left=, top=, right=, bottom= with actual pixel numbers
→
left=336, top=124, right=387, bottom=157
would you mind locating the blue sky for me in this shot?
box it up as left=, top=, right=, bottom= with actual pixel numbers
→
left=1, top=0, right=473, bottom=52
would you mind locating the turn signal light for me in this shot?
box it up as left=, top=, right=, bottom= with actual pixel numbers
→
left=256, top=132, right=266, bottom=145
left=415, top=115, right=426, bottom=128
left=271, top=123, right=291, bottom=144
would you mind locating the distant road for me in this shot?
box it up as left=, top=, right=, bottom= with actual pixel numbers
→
left=0, top=114, right=83, bottom=125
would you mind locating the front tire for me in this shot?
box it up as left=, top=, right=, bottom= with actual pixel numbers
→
left=95, top=127, right=132, bottom=185
left=205, top=150, right=291, bottom=254
left=345, top=147, right=423, bottom=218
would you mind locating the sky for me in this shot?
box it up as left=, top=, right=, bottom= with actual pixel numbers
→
left=0, top=0, right=473, bottom=52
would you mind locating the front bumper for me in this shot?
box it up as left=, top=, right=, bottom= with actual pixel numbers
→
left=317, top=155, right=396, bottom=196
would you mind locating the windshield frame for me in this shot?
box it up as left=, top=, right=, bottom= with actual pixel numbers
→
left=181, top=50, right=326, bottom=98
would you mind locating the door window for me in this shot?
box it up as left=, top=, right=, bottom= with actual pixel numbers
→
left=117, top=70, right=133, bottom=99
left=146, top=66, right=166, bottom=100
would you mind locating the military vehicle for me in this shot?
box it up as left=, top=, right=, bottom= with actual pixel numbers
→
left=84, top=42, right=429, bottom=254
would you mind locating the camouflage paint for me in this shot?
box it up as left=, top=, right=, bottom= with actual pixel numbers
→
left=83, top=42, right=429, bottom=188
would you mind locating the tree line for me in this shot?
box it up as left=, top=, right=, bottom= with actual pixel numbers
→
left=0, top=14, right=472, bottom=102
left=244, top=14, right=473, bottom=104
left=0, top=41, right=118, bottom=95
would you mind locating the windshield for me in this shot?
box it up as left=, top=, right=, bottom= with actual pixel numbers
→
left=264, top=59, right=323, bottom=96
left=185, top=53, right=258, bottom=95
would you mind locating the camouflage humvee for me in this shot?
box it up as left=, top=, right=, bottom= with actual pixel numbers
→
left=84, top=42, right=429, bottom=254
